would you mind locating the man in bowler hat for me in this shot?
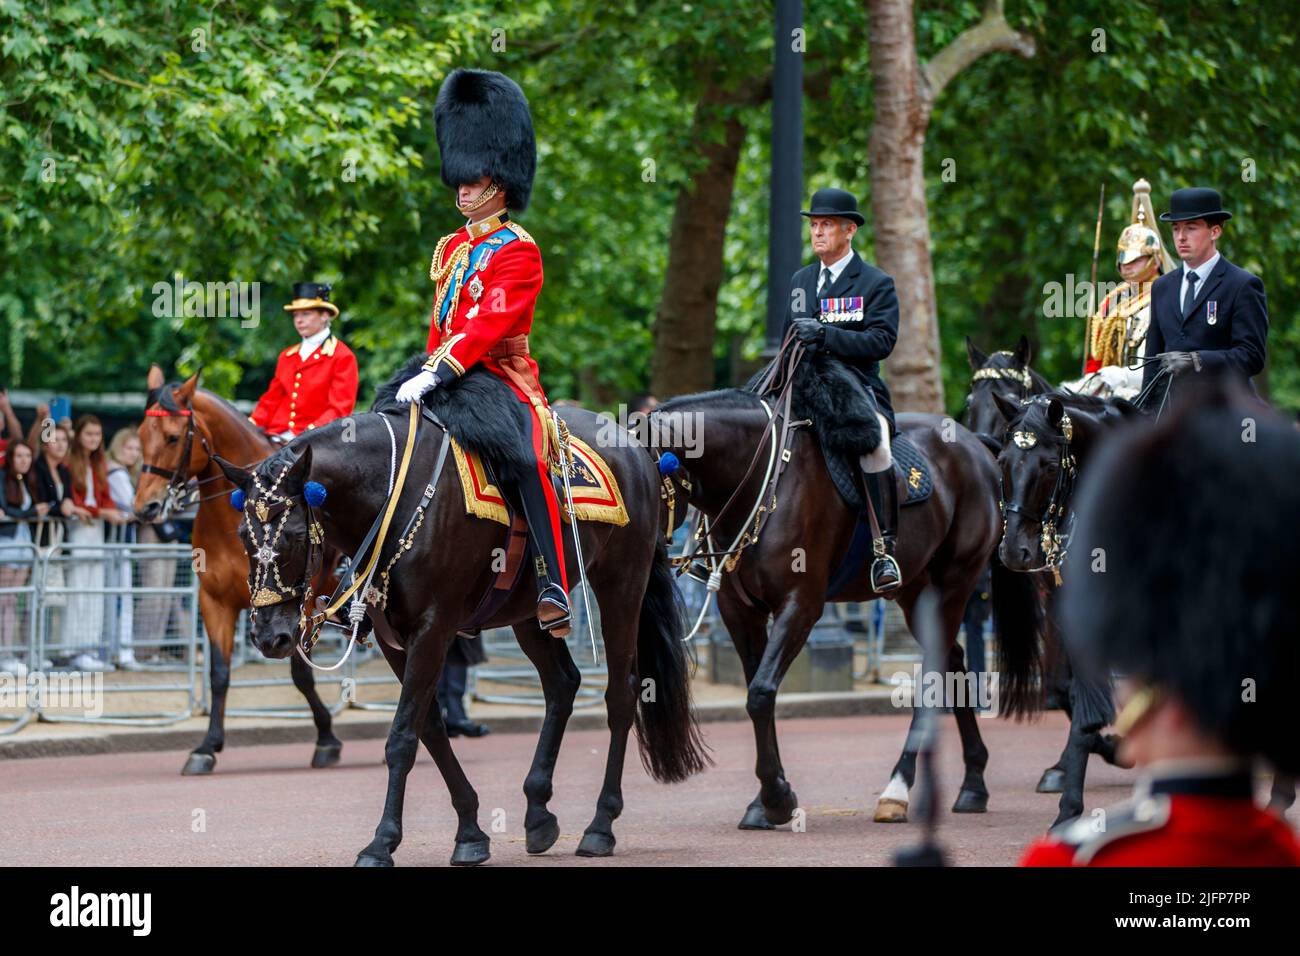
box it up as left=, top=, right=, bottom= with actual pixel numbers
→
left=781, top=187, right=902, bottom=592
left=1140, top=187, right=1268, bottom=395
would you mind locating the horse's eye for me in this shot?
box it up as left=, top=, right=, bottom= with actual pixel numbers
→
left=166, top=435, right=179, bottom=444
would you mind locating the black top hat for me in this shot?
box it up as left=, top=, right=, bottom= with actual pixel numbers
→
left=283, top=281, right=338, bottom=318
left=800, top=187, right=865, bottom=227
left=1159, top=187, right=1232, bottom=223
left=435, top=69, right=536, bottom=212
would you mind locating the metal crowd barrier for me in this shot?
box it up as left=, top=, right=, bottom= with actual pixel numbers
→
left=0, top=509, right=982, bottom=735
left=0, top=517, right=201, bottom=729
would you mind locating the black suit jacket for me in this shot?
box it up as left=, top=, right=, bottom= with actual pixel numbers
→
left=780, top=251, right=899, bottom=430
left=1141, top=255, right=1268, bottom=392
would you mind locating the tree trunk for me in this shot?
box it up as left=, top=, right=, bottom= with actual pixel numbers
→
left=865, top=0, right=1035, bottom=413
left=650, top=86, right=749, bottom=398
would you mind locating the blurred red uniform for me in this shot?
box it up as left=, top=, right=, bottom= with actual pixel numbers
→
left=1021, top=769, right=1300, bottom=867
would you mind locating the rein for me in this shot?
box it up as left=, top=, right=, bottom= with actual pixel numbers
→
left=649, top=330, right=811, bottom=639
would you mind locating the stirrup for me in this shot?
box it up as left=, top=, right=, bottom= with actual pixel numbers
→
left=537, top=587, right=572, bottom=638
left=870, top=549, right=902, bottom=593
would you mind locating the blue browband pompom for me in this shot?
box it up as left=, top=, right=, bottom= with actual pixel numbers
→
left=658, top=452, right=681, bottom=476
left=303, top=481, right=328, bottom=507
left=230, top=488, right=245, bottom=511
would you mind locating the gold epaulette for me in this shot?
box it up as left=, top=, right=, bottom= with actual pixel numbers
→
left=507, top=221, right=536, bottom=245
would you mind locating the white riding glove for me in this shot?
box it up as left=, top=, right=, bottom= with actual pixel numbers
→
left=395, top=369, right=439, bottom=404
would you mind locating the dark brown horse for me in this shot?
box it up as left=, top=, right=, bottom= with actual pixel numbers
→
left=215, top=361, right=709, bottom=865
left=644, top=380, right=1042, bottom=829
left=134, top=367, right=343, bottom=775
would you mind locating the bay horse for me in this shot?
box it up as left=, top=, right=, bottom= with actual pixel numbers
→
left=644, top=364, right=1042, bottom=830
left=215, top=359, right=709, bottom=866
left=991, top=389, right=1139, bottom=826
left=134, top=367, right=344, bottom=775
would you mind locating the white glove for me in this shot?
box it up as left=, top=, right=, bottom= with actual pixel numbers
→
left=395, top=369, right=439, bottom=404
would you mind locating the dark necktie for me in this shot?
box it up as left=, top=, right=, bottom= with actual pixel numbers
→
left=1183, top=270, right=1200, bottom=317
left=817, top=266, right=832, bottom=298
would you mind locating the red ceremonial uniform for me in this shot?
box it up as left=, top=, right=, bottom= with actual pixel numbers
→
left=423, top=213, right=566, bottom=591
left=423, top=215, right=544, bottom=399
left=1020, top=770, right=1300, bottom=867
left=250, top=334, right=359, bottom=436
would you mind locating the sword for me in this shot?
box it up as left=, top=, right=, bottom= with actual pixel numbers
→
left=553, top=409, right=600, bottom=664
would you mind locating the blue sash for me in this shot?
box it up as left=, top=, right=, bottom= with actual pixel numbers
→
left=438, top=226, right=521, bottom=329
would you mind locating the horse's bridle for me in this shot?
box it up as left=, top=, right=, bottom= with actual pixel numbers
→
left=142, top=385, right=226, bottom=514
left=240, top=462, right=328, bottom=629
left=999, top=398, right=1077, bottom=583
left=971, top=356, right=1034, bottom=396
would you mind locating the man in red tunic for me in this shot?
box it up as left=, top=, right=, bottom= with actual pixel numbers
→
left=1020, top=377, right=1300, bottom=867
left=250, top=282, right=359, bottom=439
left=394, top=69, right=571, bottom=638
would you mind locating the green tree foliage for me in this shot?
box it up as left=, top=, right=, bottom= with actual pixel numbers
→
left=3, top=0, right=1297, bottom=414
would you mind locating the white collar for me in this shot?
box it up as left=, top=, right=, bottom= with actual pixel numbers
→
left=817, top=248, right=855, bottom=286
left=1182, top=250, right=1220, bottom=284
left=299, top=326, right=332, bottom=359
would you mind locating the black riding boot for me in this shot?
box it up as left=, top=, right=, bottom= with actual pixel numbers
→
left=865, top=467, right=901, bottom=592
left=513, top=466, right=572, bottom=637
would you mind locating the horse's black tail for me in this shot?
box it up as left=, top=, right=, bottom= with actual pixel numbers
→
left=990, top=553, right=1044, bottom=719
left=633, top=540, right=712, bottom=783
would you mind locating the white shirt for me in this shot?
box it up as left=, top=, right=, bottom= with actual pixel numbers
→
left=1179, top=251, right=1220, bottom=310
left=816, top=248, right=854, bottom=293
left=83, top=463, right=96, bottom=508
left=298, top=326, right=332, bottom=360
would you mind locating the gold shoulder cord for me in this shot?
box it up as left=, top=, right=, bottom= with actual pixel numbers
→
left=429, top=232, right=471, bottom=329
left=509, top=222, right=537, bottom=245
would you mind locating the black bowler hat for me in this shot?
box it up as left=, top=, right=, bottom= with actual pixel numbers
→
left=801, top=187, right=865, bottom=227
left=1159, top=187, right=1232, bottom=224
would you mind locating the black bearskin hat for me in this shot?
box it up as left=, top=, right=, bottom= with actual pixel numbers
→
left=1062, top=376, right=1300, bottom=773
left=435, top=69, right=536, bottom=212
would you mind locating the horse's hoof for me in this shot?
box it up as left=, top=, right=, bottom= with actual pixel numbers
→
left=763, top=800, right=797, bottom=827
left=354, top=852, right=394, bottom=867
left=951, top=789, right=988, bottom=813
left=1036, top=768, right=1066, bottom=793
left=874, top=798, right=909, bottom=823
left=1096, top=734, right=1133, bottom=768
left=181, top=752, right=216, bottom=776
left=311, top=740, right=342, bottom=769
left=738, top=805, right=775, bottom=830
left=575, top=831, right=616, bottom=858
left=450, top=839, right=491, bottom=867
left=525, top=815, right=561, bottom=855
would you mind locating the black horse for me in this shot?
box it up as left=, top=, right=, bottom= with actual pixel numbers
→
left=991, top=390, right=1140, bottom=826
left=643, top=351, right=1042, bottom=830
left=217, top=361, right=709, bottom=865
left=963, top=336, right=1052, bottom=447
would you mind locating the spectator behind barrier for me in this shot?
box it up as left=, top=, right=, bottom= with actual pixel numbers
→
left=0, top=440, right=51, bottom=676
left=61, top=416, right=129, bottom=672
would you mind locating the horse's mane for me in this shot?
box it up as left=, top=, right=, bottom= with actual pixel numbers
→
left=149, top=380, right=257, bottom=429
left=656, top=388, right=762, bottom=414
